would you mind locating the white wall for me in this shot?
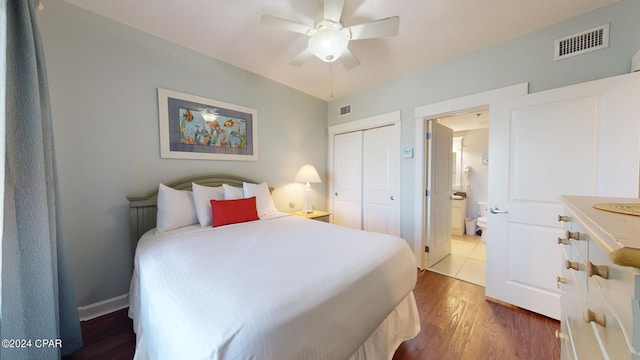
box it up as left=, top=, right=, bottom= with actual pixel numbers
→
left=327, top=0, right=640, bottom=251
left=455, top=129, right=490, bottom=217
left=38, top=0, right=328, bottom=307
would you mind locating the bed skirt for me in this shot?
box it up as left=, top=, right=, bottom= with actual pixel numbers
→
left=131, top=291, right=420, bottom=360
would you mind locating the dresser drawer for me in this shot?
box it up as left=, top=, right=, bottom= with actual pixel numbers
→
left=561, top=250, right=604, bottom=359
left=560, top=246, right=583, bottom=300
left=587, top=275, right=633, bottom=359
left=567, top=218, right=589, bottom=267
left=588, top=239, right=640, bottom=356
left=563, top=242, right=588, bottom=301
left=562, top=294, right=605, bottom=359
left=560, top=314, right=577, bottom=360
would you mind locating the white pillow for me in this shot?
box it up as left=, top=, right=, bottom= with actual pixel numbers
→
left=243, top=182, right=278, bottom=217
left=192, top=182, right=225, bottom=227
left=223, top=184, right=245, bottom=200
left=156, top=183, right=198, bottom=233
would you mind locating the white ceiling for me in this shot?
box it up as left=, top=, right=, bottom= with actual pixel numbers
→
left=438, top=110, right=490, bottom=132
left=62, top=0, right=618, bottom=101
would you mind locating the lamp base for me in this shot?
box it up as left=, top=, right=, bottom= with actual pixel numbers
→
left=302, top=187, right=313, bottom=214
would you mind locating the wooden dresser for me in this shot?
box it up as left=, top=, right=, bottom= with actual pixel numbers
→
left=558, top=195, right=640, bottom=360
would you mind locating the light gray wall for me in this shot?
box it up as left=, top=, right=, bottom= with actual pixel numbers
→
left=328, top=0, right=640, bottom=250
left=455, top=129, right=490, bottom=217
left=36, top=0, right=640, bottom=307
left=39, top=0, right=328, bottom=306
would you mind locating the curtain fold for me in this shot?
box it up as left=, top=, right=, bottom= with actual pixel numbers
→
left=1, top=0, right=83, bottom=358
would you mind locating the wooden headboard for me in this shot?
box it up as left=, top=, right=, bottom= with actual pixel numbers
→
left=126, top=174, right=257, bottom=260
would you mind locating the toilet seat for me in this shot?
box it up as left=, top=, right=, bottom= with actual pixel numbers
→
left=477, top=216, right=487, bottom=228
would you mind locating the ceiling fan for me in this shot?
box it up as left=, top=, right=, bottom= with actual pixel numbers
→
left=260, top=0, right=399, bottom=70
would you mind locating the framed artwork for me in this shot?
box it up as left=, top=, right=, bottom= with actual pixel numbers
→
left=158, top=88, right=258, bottom=161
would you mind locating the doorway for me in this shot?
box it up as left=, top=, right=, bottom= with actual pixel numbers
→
left=413, top=83, right=528, bottom=277
left=427, top=111, right=489, bottom=286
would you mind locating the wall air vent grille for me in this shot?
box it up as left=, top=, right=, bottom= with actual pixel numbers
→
left=339, top=104, right=352, bottom=116
left=554, top=24, right=609, bottom=61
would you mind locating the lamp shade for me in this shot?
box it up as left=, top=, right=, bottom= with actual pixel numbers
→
left=294, top=164, right=322, bottom=184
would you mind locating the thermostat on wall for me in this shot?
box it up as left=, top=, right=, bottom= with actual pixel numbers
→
left=402, top=146, right=414, bottom=159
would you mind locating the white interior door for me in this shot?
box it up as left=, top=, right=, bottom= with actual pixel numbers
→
left=425, top=121, right=453, bottom=267
left=333, top=131, right=363, bottom=229
left=487, top=72, right=640, bottom=320
left=362, top=124, right=401, bottom=236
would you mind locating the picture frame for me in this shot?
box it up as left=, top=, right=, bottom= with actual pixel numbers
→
left=158, top=88, right=258, bottom=161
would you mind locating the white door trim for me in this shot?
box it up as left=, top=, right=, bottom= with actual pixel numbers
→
left=413, top=83, right=528, bottom=269
left=328, top=111, right=401, bottom=225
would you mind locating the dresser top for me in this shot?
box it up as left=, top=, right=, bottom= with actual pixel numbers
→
left=561, top=195, right=640, bottom=268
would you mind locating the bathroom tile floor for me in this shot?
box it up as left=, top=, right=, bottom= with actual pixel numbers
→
left=427, top=234, right=486, bottom=286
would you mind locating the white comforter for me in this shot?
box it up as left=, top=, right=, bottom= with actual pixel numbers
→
left=129, top=214, right=418, bottom=360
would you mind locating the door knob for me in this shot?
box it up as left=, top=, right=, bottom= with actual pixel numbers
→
left=390, top=195, right=395, bottom=200
left=490, top=207, right=508, bottom=214
left=335, top=192, right=338, bottom=196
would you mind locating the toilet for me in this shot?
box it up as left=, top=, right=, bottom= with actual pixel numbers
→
left=477, top=202, right=488, bottom=242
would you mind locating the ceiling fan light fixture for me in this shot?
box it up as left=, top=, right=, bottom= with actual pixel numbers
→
left=308, top=28, right=349, bottom=62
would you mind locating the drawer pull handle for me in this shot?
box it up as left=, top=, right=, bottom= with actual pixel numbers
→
left=583, top=309, right=606, bottom=327
left=565, top=260, right=580, bottom=271
left=558, top=215, right=569, bottom=222
left=556, top=276, right=567, bottom=288
left=557, top=237, right=570, bottom=245
left=566, top=231, right=581, bottom=240
left=555, top=330, right=566, bottom=340
left=587, top=262, right=609, bottom=279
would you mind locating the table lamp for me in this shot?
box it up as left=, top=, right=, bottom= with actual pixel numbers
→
left=294, top=164, right=322, bottom=214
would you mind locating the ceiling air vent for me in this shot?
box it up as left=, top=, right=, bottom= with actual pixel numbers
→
left=554, top=24, right=609, bottom=61
left=339, top=104, right=352, bottom=117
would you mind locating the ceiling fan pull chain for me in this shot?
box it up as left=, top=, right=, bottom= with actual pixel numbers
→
left=330, top=63, right=334, bottom=100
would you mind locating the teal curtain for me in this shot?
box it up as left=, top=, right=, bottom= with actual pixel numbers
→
left=1, top=0, right=83, bottom=358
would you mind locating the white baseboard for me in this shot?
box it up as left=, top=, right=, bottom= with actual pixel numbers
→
left=77, top=294, right=129, bottom=321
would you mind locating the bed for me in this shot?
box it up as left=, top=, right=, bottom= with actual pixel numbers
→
left=127, top=174, right=420, bottom=360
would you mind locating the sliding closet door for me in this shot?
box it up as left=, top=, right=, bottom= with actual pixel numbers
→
left=333, top=131, right=363, bottom=229
left=362, top=125, right=400, bottom=236
left=332, top=123, right=401, bottom=236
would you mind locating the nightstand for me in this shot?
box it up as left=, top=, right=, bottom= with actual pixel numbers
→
left=294, top=210, right=331, bottom=223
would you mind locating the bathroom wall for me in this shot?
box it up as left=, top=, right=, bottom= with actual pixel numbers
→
left=455, top=128, right=490, bottom=218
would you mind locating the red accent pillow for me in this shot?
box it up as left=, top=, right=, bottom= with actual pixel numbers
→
left=210, top=197, right=260, bottom=227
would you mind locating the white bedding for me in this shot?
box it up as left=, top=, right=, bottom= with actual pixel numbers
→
left=129, top=213, right=419, bottom=360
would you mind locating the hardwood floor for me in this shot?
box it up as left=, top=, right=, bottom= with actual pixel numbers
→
left=392, top=271, right=560, bottom=360
left=64, top=270, right=559, bottom=359
left=62, top=309, right=135, bottom=360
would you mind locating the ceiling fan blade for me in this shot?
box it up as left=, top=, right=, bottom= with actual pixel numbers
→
left=347, top=16, right=399, bottom=40
left=289, top=47, right=315, bottom=66
left=324, top=0, right=345, bottom=22
left=340, top=48, right=360, bottom=70
left=260, top=14, right=312, bottom=35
